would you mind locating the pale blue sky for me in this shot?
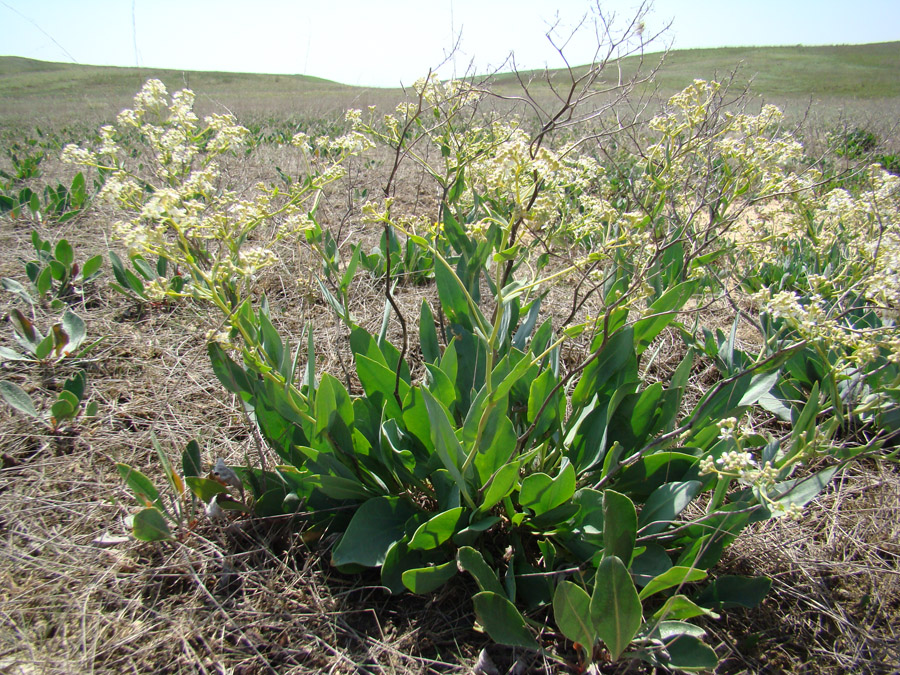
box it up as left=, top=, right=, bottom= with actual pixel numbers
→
left=1, top=0, right=898, bottom=87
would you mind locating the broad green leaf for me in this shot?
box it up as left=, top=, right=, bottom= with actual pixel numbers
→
left=639, top=566, right=708, bottom=600
left=571, top=328, right=635, bottom=412
left=421, top=388, right=470, bottom=503
left=381, top=537, right=426, bottom=594
left=457, top=546, right=506, bottom=596
left=62, top=370, right=86, bottom=400
left=61, top=310, right=86, bottom=350
left=50, top=397, right=76, bottom=422
left=54, top=239, right=74, bottom=267
left=0, top=346, right=30, bottom=362
left=612, top=451, right=698, bottom=499
left=182, top=440, right=202, bottom=477
left=81, top=254, right=103, bottom=280
left=314, top=373, right=355, bottom=438
left=185, top=476, right=230, bottom=502
left=633, top=280, right=696, bottom=354
left=331, top=496, right=418, bottom=568
left=478, top=462, right=519, bottom=513
left=34, top=334, right=53, bottom=360
left=694, top=575, right=771, bottom=609
left=664, top=634, right=718, bottom=672
left=638, top=481, right=702, bottom=535
left=519, top=463, right=575, bottom=517
left=131, top=507, right=173, bottom=541
left=452, top=515, right=500, bottom=546
left=527, top=367, right=563, bottom=439
left=651, top=594, right=720, bottom=623
left=0, top=381, right=39, bottom=418
left=654, top=621, right=707, bottom=640
left=589, top=555, right=642, bottom=660
left=631, top=543, right=673, bottom=587
left=401, top=560, right=458, bottom=593
left=553, top=581, right=595, bottom=660
left=116, top=463, right=160, bottom=508
left=36, top=266, right=52, bottom=297
left=355, top=354, right=407, bottom=420
left=770, top=464, right=840, bottom=510
left=419, top=300, right=440, bottom=365
left=311, top=475, right=372, bottom=501
left=603, top=490, right=637, bottom=566
left=408, top=507, right=465, bottom=550
left=472, top=591, right=539, bottom=650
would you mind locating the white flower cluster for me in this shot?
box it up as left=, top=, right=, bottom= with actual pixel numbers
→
left=62, top=78, right=371, bottom=313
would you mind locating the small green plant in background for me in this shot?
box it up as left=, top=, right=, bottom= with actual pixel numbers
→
left=108, top=250, right=185, bottom=307
left=0, top=136, right=45, bottom=183
left=0, top=369, right=97, bottom=434
left=0, top=308, right=92, bottom=364
left=1, top=230, right=103, bottom=308
left=117, top=438, right=251, bottom=541
left=829, top=125, right=878, bottom=159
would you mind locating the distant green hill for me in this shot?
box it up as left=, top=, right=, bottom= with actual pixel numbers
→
left=491, top=42, right=900, bottom=100
left=1, top=41, right=898, bottom=128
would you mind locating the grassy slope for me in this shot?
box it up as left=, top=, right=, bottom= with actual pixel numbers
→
left=1, top=41, right=898, bottom=128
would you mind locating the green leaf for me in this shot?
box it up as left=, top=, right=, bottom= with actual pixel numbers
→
left=638, top=481, right=702, bottom=536
left=664, top=634, right=719, bottom=672
left=472, top=591, right=539, bottom=650
left=401, top=560, right=458, bottom=594
left=50, top=397, right=76, bottom=422
left=452, top=515, right=500, bottom=546
left=1, top=277, right=35, bottom=305
left=603, top=490, right=637, bottom=566
left=770, top=464, right=840, bottom=510
left=457, top=546, right=506, bottom=596
left=420, top=300, right=441, bottom=365
left=639, top=566, right=708, bottom=600
left=331, top=496, right=418, bottom=568
left=651, top=594, right=720, bottom=623
left=694, top=575, right=771, bottom=609
left=631, top=543, right=673, bottom=587
left=131, top=507, right=173, bottom=541
left=116, top=463, right=161, bottom=508
left=571, top=328, right=635, bottom=412
left=62, top=370, right=86, bottom=400
left=421, top=388, right=470, bottom=502
left=61, top=310, right=86, bottom=350
left=553, top=581, right=596, bottom=660
left=519, top=463, right=575, bottom=517
left=34, top=334, right=53, bottom=360
left=633, top=280, right=696, bottom=354
left=182, top=440, right=202, bottom=477
left=478, top=461, right=519, bottom=514
left=185, top=476, right=230, bottom=502
left=311, top=474, right=372, bottom=501
left=408, top=507, right=465, bottom=550
left=208, top=342, right=254, bottom=397
left=36, top=266, right=52, bottom=297
left=589, top=555, right=642, bottom=660
left=81, top=254, right=104, bottom=287
left=0, top=381, right=39, bottom=418
left=54, top=239, right=74, bottom=268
